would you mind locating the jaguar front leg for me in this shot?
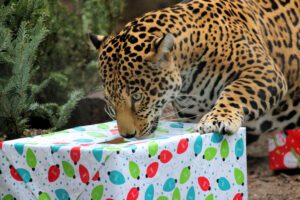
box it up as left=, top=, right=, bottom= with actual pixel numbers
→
left=197, top=50, right=287, bottom=135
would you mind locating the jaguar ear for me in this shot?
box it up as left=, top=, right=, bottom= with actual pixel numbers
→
left=153, top=33, right=175, bottom=61
left=89, top=33, right=107, bottom=50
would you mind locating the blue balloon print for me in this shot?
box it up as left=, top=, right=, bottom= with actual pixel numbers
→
left=50, top=144, right=66, bottom=154
left=217, top=177, right=231, bottom=191
left=14, top=143, right=24, bottom=155
left=211, top=132, right=224, bottom=143
left=74, top=139, right=94, bottom=143
left=145, top=184, right=154, bottom=200
left=186, top=186, right=195, bottom=200
left=194, top=135, right=203, bottom=156
left=92, top=148, right=103, bottom=162
left=155, top=136, right=170, bottom=140
left=108, top=170, right=125, bottom=185
left=55, top=189, right=69, bottom=200
left=16, top=168, right=31, bottom=183
left=129, top=145, right=137, bottom=153
left=235, top=138, right=244, bottom=159
left=72, top=127, right=85, bottom=131
left=170, top=122, right=184, bottom=128
left=163, top=178, right=176, bottom=192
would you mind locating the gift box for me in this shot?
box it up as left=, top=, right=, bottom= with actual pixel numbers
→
left=0, top=121, right=247, bottom=200
left=268, top=129, right=300, bottom=170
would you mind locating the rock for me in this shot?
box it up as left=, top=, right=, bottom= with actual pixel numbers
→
left=65, top=91, right=111, bottom=128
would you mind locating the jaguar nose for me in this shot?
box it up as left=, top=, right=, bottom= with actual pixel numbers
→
left=122, top=133, right=136, bottom=139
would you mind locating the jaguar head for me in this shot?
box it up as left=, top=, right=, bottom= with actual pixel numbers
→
left=90, top=31, right=181, bottom=138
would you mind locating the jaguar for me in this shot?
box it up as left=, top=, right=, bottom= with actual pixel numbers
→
left=90, top=0, right=300, bottom=139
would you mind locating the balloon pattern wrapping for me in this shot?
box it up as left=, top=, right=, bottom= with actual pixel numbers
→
left=0, top=121, right=247, bottom=199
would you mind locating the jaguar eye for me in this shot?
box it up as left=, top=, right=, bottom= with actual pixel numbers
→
left=132, top=92, right=142, bottom=101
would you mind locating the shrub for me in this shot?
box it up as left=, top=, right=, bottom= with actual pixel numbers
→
left=0, top=0, right=124, bottom=139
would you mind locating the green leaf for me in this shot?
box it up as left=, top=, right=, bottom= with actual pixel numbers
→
left=51, top=90, right=83, bottom=130
left=204, top=147, right=217, bottom=161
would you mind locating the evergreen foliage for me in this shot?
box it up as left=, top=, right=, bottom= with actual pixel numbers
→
left=0, top=0, right=124, bottom=139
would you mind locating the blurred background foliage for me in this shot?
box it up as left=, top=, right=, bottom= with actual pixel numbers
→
left=0, top=0, right=124, bottom=139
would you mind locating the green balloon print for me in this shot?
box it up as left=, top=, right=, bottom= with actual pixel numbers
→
left=62, top=160, right=75, bottom=178
left=104, top=155, right=110, bottom=162
left=106, top=146, right=121, bottom=154
left=172, top=187, right=181, bottom=200
left=40, top=132, right=56, bottom=137
left=26, top=148, right=37, bottom=170
left=157, top=196, right=168, bottom=200
left=203, top=147, right=217, bottom=161
left=87, top=132, right=106, bottom=138
left=220, top=139, right=229, bottom=161
left=234, top=168, right=245, bottom=185
left=155, top=127, right=169, bottom=133
left=97, top=124, right=109, bottom=129
left=148, top=141, right=159, bottom=157
left=185, top=127, right=194, bottom=133
left=179, top=166, right=190, bottom=184
left=38, top=192, right=51, bottom=200
left=129, top=161, right=140, bottom=179
left=2, top=194, right=14, bottom=200
left=205, top=194, right=214, bottom=200
left=91, top=185, right=104, bottom=200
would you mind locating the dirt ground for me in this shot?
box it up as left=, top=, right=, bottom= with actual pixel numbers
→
left=247, top=134, right=300, bottom=200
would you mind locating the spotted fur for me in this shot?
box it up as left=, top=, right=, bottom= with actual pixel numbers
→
left=90, top=0, right=300, bottom=138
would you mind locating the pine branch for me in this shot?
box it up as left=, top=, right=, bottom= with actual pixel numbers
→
left=51, top=90, right=84, bottom=130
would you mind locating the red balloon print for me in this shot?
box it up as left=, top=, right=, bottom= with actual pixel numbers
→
left=198, top=176, right=211, bottom=191
left=9, top=165, right=22, bottom=181
left=53, top=142, right=69, bottom=144
left=126, top=187, right=139, bottom=200
left=0, top=141, right=3, bottom=150
left=48, top=164, right=60, bottom=182
left=92, top=171, right=100, bottom=181
left=110, top=127, right=119, bottom=135
left=159, top=150, right=173, bottom=163
left=177, top=138, right=189, bottom=154
left=146, top=162, right=159, bottom=178
left=70, top=146, right=81, bottom=165
left=233, top=193, right=243, bottom=200
left=79, top=164, right=90, bottom=185
left=80, top=144, right=93, bottom=147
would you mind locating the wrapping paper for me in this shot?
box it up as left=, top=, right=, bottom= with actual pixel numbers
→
left=0, top=121, right=247, bottom=200
left=268, top=129, right=300, bottom=170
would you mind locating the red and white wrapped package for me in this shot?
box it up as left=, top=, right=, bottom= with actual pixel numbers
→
left=268, top=129, right=300, bottom=170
